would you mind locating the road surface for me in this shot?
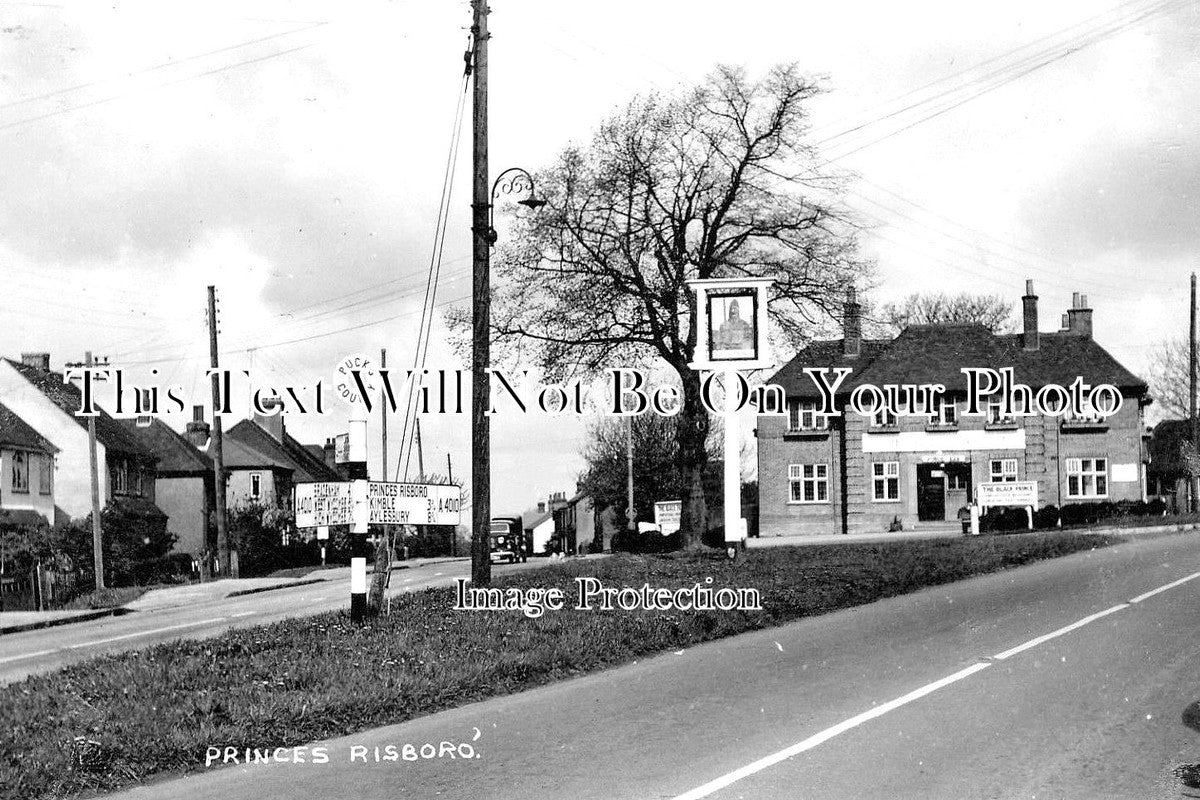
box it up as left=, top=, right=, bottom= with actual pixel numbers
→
left=103, top=531, right=1200, bottom=800
left=0, top=557, right=547, bottom=685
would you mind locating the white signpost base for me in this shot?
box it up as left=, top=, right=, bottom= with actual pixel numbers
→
left=723, top=370, right=744, bottom=557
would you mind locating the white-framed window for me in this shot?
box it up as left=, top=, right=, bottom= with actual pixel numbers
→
left=928, top=396, right=957, bottom=426
left=788, top=463, right=829, bottom=503
left=872, top=461, right=899, bottom=501
left=250, top=472, right=263, bottom=500
left=131, top=468, right=143, bottom=496
left=870, top=407, right=897, bottom=428
left=947, top=471, right=969, bottom=491
left=987, top=394, right=1016, bottom=425
left=788, top=400, right=828, bottom=432
left=1066, top=457, right=1108, bottom=498
left=1064, top=399, right=1106, bottom=424
left=38, top=455, right=52, bottom=496
left=111, top=460, right=128, bottom=493
left=11, top=451, right=28, bottom=493
left=990, top=459, right=1018, bottom=483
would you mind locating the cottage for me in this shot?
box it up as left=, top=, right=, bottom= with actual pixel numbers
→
left=0, top=401, right=59, bottom=527
left=757, top=283, right=1150, bottom=537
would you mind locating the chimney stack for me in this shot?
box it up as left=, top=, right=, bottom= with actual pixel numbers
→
left=1022, top=279, right=1039, bottom=351
left=537, top=501, right=546, bottom=514
left=252, top=397, right=286, bottom=441
left=322, top=437, right=337, bottom=470
left=185, top=405, right=211, bottom=449
left=1066, top=292, right=1093, bottom=337
left=843, top=286, right=861, bottom=357
left=20, top=352, right=50, bottom=372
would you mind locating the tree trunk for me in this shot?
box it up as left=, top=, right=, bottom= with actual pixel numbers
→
left=675, top=369, right=711, bottom=548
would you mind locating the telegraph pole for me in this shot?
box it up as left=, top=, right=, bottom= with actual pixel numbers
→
left=207, top=286, right=235, bottom=578
left=1191, top=273, right=1197, bottom=512
left=85, top=351, right=105, bottom=590
left=381, top=348, right=388, bottom=482
left=626, top=415, right=636, bottom=533
left=470, top=0, right=492, bottom=586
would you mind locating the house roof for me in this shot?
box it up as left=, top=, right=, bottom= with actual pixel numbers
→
left=117, top=417, right=212, bottom=475
left=522, top=510, right=554, bottom=530
left=218, top=435, right=295, bottom=472
left=0, top=401, right=59, bottom=455
left=225, top=419, right=339, bottom=481
left=769, top=327, right=1148, bottom=399
left=3, top=359, right=153, bottom=458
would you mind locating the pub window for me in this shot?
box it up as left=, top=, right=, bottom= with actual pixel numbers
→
left=1066, top=457, right=1108, bottom=499
left=990, top=459, right=1018, bottom=483
left=987, top=394, right=1016, bottom=425
left=788, top=400, right=828, bottom=432
left=870, top=407, right=897, bottom=428
left=871, top=461, right=900, bottom=501
left=250, top=473, right=263, bottom=500
left=788, top=463, right=829, bottom=503
left=928, top=397, right=957, bottom=426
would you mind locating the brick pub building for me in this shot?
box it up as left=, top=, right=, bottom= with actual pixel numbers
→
left=756, top=282, right=1149, bottom=537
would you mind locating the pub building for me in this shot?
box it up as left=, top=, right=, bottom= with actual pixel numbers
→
left=756, top=281, right=1150, bottom=537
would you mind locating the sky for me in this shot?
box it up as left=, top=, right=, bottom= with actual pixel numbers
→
left=0, top=0, right=1197, bottom=516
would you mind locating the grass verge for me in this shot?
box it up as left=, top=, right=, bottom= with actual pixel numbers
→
left=1, top=531, right=1123, bottom=800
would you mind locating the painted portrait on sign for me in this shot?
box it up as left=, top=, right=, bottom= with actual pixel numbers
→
left=707, top=291, right=758, bottom=362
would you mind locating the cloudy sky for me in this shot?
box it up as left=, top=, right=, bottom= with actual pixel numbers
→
left=0, top=0, right=1196, bottom=514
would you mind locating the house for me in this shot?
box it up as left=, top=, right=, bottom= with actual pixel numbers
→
left=522, top=492, right=566, bottom=555
left=551, top=490, right=620, bottom=553
left=757, top=283, right=1150, bottom=537
left=0, top=353, right=161, bottom=522
left=218, top=398, right=341, bottom=510
left=118, top=407, right=214, bottom=558
left=0, top=401, right=59, bottom=528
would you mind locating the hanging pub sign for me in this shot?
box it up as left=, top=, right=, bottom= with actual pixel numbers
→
left=686, top=277, right=774, bottom=371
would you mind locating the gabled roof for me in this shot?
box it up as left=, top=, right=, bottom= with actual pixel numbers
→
left=0, top=401, right=59, bottom=455
left=218, top=435, right=295, bottom=472
left=3, top=359, right=153, bottom=458
left=117, top=417, right=212, bottom=475
left=770, top=327, right=1148, bottom=399
left=522, top=510, right=554, bottom=530
left=225, top=419, right=339, bottom=481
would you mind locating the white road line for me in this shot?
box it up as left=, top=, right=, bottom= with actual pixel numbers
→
left=66, top=618, right=227, bottom=649
left=0, top=648, right=56, bottom=665
left=672, top=662, right=992, bottom=800
left=1129, top=570, right=1200, bottom=603
left=230, top=611, right=255, bottom=618
left=672, top=569, right=1200, bottom=800
left=992, top=604, right=1129, bottom=661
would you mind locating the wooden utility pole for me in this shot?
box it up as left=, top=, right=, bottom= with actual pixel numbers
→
left=207, top=286, right=235, bottom=578
left=1191, top=273, right=1198, bottom=512
left=447, top=452, right=455, bottom=557
left=380, top=348, right=388, bottom=481
left=85, top=351, right=105, bottom=590
left=415, top=418, right=425, bottom=480
left=626, top=415, right=636, bottom=533
left=470, top=0, right=492, bottom=586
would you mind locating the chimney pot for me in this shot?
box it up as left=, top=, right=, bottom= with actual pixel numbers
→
left=843, top=285, right=862, bottom=357
left=20, top=352, right=50, bottom=372
left=1022, top=279, right=1039, bottom=351
left=1072, top=292, right=1081, bottom=309
left=192, top=404, right=204, bottom=423
left=1061, top=313, right=1070, bottom=330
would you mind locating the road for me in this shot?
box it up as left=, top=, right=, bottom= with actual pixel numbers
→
left=102, top=531, right=1200, bottom=800
left=0, top=557, right=547, bottom=685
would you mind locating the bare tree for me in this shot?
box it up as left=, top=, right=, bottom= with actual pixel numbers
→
left=1147, top=338, right=1190, bottom=421
left=877, top=292, right=1013, bottom=335
left=456, top=64, right=870, bottom=547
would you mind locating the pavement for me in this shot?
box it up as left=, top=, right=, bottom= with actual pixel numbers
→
left=0, top=555, right=542, bottom=685
left=0, top=556, right=467, bottom=635
left=746, top=519, right=1200, bottom=547
left=102, top=529, right=1200, bottom=800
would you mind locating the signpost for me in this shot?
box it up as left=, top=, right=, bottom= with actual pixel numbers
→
left=294, top=480, right=462, bottom=529
left=654, top=500, right=682, bottom=535
left=687, top=277, right=774, bottom=558
left=976, top=480, right=1039, bottom=531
